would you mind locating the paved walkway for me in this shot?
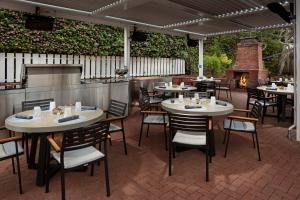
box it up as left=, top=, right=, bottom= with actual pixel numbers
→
left=1, top=90, right=299, bottom=200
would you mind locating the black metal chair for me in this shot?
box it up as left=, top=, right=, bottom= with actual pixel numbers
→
left=138, top=95, right=168, bottom=150
left=168, top=113, right=211, bottom=181
left=246, top=88, right=276, bottom=124
left=140, top=87, right=162, bottom=105
left=223, top=101, right=262, bottom=161
left=217, top=79, right=233, bottom=100
left=0, top=126, right=24, bottom=194
left=21, top=98, right=54, bottom=165
left=45, top=122, right=111, bottom=200
left=103, top=99, right=128, bottom=155
left=196, top=81, right=216, bottom=97
left=184, top=91, right=209, bottom=99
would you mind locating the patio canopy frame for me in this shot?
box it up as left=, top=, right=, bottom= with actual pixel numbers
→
left=0, top=0, right=298, bottom=140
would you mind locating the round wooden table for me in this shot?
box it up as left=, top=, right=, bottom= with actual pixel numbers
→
left=162, top=98, right=234, bottom=156
left=5, top=107, right=104, bottom=186
left=257, top=86, right=294, bottom=120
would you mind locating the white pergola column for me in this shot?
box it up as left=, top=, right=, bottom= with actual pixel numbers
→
left=296, top=1, right=300, bottom=141
left=124, top=26, right=130, bottom=74
left=198, top=39, right=204, bottom=77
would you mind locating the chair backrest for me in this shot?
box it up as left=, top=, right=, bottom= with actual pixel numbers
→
left=249, top=100, right=263, bottom=119
left=153, top=82, right=166, bottom=87
left=196, top=81, right=215, bottom=92
left=61, top=122, right=109, bottom=153
left=107, top=99, right=127, bottom=117
left=139, top=95, right=151, bottom=111
left=22, top=98, right=54, bottom=111
left=168, top=113, right=209, bottom=134
left=246, top=87, right=258, bottom=99
left=185, top=92, right=209, bottom=98
left=140, top=87, right=149, bottom=98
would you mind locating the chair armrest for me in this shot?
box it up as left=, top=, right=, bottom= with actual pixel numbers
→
left=141, top=110, right=167, bottom=115
left=101, top=116, right=126, bottom=123
left=48, top=137, right=61, bottom=153
left=209, top=119, right=213, bottom=131
left=234, top=108, right=251, bottom=113
left=227, top=115, right=258, bottom=122
left=0, top=136, right=23, bottom=144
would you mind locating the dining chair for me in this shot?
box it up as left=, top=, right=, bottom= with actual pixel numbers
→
left=223, top=101, right=262, bottom=161
left=140, top=87, right=162, bottom=105
left=0, top=126, right=24, bottom=194
left=45, top=121, right=111, bottom=200
left=103, top=99, right=128, bottom=155
left=22, top=98, right=54, bottom=164
left=185, top=91, right=209, bottom=99
left=196, top=81, right=216, bottom=97
left=168, top=113, right=211, bottom=181
left=138, top=95, right=168, bottom=150
left=246, top=88, right=276, bottom=124
left=217, top=79, right=233, bottom=100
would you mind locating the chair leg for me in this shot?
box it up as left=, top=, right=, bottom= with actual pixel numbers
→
left=262, top=106, right=267, bottom=124
left=226, top=90, right=229, bottom=99
left=122, top=129, right=128, bottom=155
left=251, top=133, right=256, bottom=148
left=205, top=148, right=209, bottom=182
left=60, top=168, right=66, bottom=200
left=25, top=135, right=29, bottom=163
left=168, top=139, right=172, bottom=176
left=224, top=130, right=231, bottom=158
left=103, top=157, right=111, bottom=197
left=146, top=124, right=150, bottom=137
left=164, top=124, right=168, bottom=151
left=11, top=157, right=16, bottom=174
left=138, top=122, right=144, bottom=147
left=90, top=164, right=94, bottom=176
left=14, top=141, right=23, bottom=195
left=108, top=133, right=112, bottom=146
left=172, top=143, right=176, bottom=158
left=222, top=130, right=228, bottom=144
left=254, top=132, right=261, bottom=161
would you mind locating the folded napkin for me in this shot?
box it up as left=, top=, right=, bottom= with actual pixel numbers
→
left=58, top=115, right=79, bottom=123
left=216, top=101, right=227, bottom=106
left=15, top=114, right=33, bottom=120
left=182, top=87, right=188, bottom=90
left=159, top=86, right=166, bottom=88
left=81, top=106, right=97, bottom=111
left=184, top=105, right=202, bottom=109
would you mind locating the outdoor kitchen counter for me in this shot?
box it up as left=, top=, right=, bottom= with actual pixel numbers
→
left=0, top=80, right=129, bottom=125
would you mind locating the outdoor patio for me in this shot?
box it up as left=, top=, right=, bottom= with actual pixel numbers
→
left=1, top=90, right=300, bottom=200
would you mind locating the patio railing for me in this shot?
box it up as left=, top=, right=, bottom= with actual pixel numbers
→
left=0, top=53, right=185, bottom=83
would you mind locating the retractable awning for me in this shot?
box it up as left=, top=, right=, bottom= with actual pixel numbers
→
left=0, top=0, right=292, bottom=38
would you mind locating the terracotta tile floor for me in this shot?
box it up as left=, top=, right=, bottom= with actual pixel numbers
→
left=1, top=90, right=300, bottom=200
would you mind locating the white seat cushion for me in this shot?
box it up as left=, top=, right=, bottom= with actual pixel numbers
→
left=173, top=130, right=206, bottom=146
left=0, top=141, right=24, bottom=159
left=51, top=146, right=104, bottom=169
left=249, top=99, right=276, bottom=106
left=109, top=123, right=122, bottom=132
left=144, top=115, right=168, bottom=124
left=224, top=119, right=255, bottom=132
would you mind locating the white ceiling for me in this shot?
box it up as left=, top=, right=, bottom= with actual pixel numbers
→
left=0, top=0, right=293, bottom=38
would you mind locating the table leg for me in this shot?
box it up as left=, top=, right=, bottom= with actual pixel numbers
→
left=36, top=134, right=48, bottom=186
left=277, top=95, right=287, bottom=121
left=28, top=134, right=39, bottom=169
left=209, top=117, right=216, bottom=156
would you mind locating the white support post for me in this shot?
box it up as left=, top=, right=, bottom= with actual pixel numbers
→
left=296, top=1, right=300, bottom=141
left=198, top=39, right=204, bottom=77
left=124, top=26, right=130, bottom=74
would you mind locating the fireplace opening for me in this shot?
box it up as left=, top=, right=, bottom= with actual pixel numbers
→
left=234, top=72, right=249, bottom=88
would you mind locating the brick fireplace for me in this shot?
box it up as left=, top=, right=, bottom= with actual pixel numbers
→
left=226, top=38, right=268, bottom=88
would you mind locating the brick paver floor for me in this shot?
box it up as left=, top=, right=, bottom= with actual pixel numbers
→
left=1, top=90, right=300, bottom=200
